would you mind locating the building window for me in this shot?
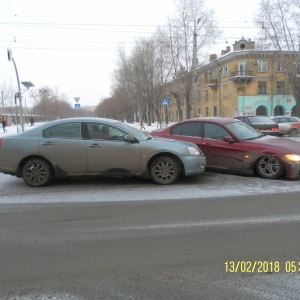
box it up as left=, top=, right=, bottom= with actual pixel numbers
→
left=258, top=59, right=267, bottom=72
left=258, top=82, right=267, bottom=94
left=205, top=90, right=208, bottom=101
left=277, top=61, right=284, bottom=72
left=197, top=107, right=201, bottom=116
left=276, top=82, right=285, bottom=94
left=204, top=72, right=208, bottom=83
left=212, top=69, right=217, bottom=79
left=206, top=107, right=208, bottom=116
left=239, top=61, right=247, bottom=76
left=214, top=106, right=217, bottom=116
left=222, top=65, right=228, bottom=76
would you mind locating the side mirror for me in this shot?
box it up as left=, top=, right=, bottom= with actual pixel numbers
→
left=124, top=134, right=136, bottom=143
left=223, top=135, right=235, bottom=143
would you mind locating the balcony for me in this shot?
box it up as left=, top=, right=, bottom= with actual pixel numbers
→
left=208, top=79, right=218, bottom=90
left=229, top=71, right=254, bottom=84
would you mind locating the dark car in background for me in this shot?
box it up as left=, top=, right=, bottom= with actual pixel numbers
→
left=234, top=115, right=279, bottom=135
left=151, top=117, right=300, bottom=180
left=271, top=116, right=300, bottom=136
left=0, top=118, right=206, bottom=187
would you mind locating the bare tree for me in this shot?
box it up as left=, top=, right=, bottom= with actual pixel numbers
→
left=132, top=36, right=173, bottom=124
left=112, top=47, right=139, bottom=122
left=165, top=0, right=221, bottom=119
left=112, top=36, right=173, bottom=124
left=254, top=0, right=300, bottom=115
left=110, top=0, right=220, bottom=122
left=30, top=86, right=74, bottom=120
left=0, top=80, right=14, bottom=113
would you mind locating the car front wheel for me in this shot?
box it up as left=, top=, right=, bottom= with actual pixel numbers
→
left=256, top=156, right=284, bottom=179
left=149, top=156, right=180, bottom=185
left=22, top=158, right=53, bottom=187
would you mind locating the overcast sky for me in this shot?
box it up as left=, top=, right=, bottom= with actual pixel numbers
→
left=0, top=0, right=259, bottom=108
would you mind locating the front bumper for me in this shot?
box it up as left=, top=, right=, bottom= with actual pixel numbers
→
left=182, top=156, right=206, bottom=176
left=282, top=160, right=300, bottom=179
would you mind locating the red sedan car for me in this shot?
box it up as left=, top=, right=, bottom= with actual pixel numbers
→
left=151, top=117, right=300, bottom=180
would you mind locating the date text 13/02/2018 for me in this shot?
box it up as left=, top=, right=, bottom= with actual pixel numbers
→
left=224, top=261, right=300, bottom=273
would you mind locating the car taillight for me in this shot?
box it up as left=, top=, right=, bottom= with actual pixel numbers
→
left=271, top=127, right=279, bottom=131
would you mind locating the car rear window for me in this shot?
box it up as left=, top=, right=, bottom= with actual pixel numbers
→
left=249, top=116, right=275, bottom=124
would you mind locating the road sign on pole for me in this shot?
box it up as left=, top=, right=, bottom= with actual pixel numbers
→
left=161, top=98, right=168, bottom=105
left=74, top=97, right=80, bottom=103
left=75, top=104, right=80, bottom=109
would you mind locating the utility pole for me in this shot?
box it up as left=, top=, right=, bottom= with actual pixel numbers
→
left=191, top=18, right=200, bottom=118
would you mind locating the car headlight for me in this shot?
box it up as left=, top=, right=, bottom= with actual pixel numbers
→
left=187, top=146, right=202, bottom=156
left=284, top=154, right=300, bottom=162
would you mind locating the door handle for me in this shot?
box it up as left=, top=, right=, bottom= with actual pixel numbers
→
left=89, top=144, right=102, bottom=148
left=42, top=141, right=55, bottom=146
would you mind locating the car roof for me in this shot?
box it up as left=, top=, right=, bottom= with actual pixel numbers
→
left=174, top=117, right=240, bottom=125
left=237, top=115, right=272, bottom=118
left=40, top=117, right=122, bottom=127
left=272, top=115, right=298, bottom=118
left=51, top=117, right=120, bottom=123
left=20, top=117, right=123, bottom=136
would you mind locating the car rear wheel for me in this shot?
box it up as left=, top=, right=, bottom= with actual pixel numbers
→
left=289, top=128, right=298, bottom=137
left=22, top=158, right=53, bottom=187
left=149, top=156, right=180, bottom=184
left=256, top=156, right=284, bottom=179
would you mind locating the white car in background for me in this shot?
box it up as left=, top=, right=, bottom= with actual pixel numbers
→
left=271, top=116, right=300, bottom=136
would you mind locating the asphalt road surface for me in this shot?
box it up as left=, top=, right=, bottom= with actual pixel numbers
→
left=1, top=171, right=300, bottom=300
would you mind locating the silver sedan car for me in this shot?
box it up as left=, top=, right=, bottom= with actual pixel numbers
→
left=0, top=118, right=206, bottom=187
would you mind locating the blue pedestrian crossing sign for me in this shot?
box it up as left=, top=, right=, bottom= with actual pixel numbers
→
left=75, top=104, right=81, bottom=109
left=161, top=98, right=169, bottom=105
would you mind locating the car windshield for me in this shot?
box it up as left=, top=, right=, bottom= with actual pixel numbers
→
left=225, top=121, right=264, bottom=140
left=118, top=122, right=152, bottom=140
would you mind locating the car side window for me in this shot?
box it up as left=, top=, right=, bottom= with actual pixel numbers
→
left=204, top=123, right=229, bottom=140
left=180, top=123, right=200, bottom=137
left=170, top=123, right=200, bottom=137
left=87, top=123, right=126, bottom=141
left=43, top=123, right=82, bottom=139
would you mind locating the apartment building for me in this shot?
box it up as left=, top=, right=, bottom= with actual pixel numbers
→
left=165, top=37, right=297, bottom=121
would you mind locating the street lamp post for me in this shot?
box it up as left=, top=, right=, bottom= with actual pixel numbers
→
left=7, top=48, right=24, bottom=132
left=7, top=48, right=34, bottom=133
